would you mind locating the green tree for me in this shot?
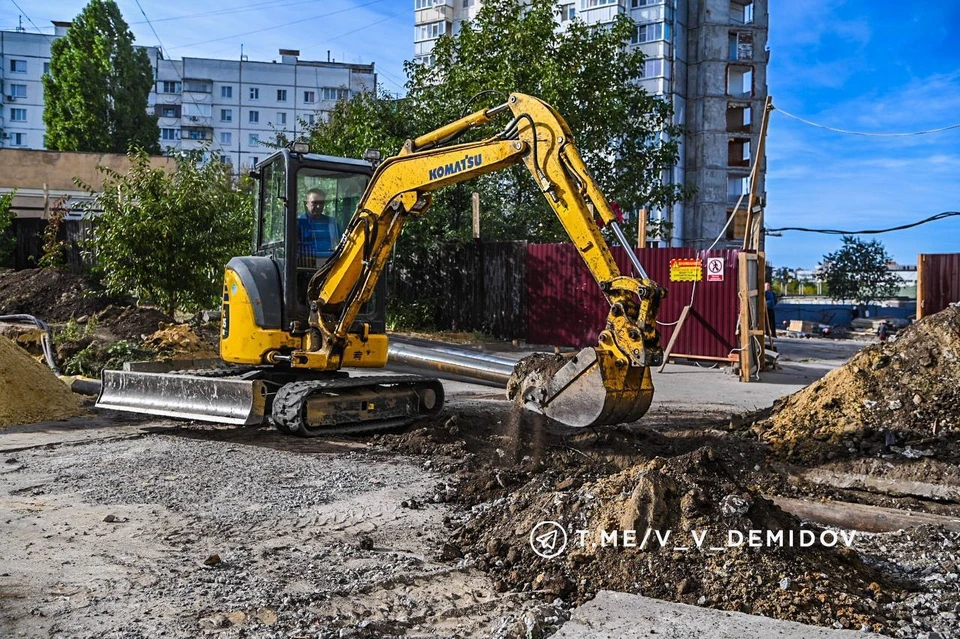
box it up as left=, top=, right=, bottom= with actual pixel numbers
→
left=0, top=190, right=15, bottom=267
left=80, top=149, right=253, bottom=314
left=819, top=236, right=902, bottom=306
left=43, top=0, right=159, bottom=153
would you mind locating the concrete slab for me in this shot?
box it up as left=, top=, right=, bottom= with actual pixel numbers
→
left=553, top=591, right=884, bottom=639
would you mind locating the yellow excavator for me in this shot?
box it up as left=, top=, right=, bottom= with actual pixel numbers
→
left=96, top=93, right=665, bottom=435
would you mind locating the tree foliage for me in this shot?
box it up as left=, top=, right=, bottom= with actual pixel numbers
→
left=819, top=236, right=902, bottom=306
left=43, top=0, right=159, bottom=153
left=0, top=190, right=15, bottom=267
left=81, top=149, right=253, bottom=314
left=309, top=0, right=684, bottom=244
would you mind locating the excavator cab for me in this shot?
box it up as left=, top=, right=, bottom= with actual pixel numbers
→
left=251, top=149, right=385, bottom=332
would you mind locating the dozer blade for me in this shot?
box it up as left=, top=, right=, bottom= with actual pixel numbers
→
left=96, top=370, right=267, bottom=426
left=508, top=348, right=654, bottom=428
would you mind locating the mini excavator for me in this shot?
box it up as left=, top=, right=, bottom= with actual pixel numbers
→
left=96, top=93, right=666, bottom=435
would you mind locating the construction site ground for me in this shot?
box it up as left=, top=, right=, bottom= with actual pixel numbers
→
left=3, top=331, right=960, bottom=638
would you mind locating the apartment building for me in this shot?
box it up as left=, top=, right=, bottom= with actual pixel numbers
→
left=414, top=0, right=768, bottom=248
left=0, top=23, right=377, bottom=170
left=154, top=50, right=376, bottom=168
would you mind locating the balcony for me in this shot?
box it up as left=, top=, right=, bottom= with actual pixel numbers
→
left=183, top=115, right=213, bottom=127
left=728, top=32, right=753, bottom=61
left=415, top=2, right=454, bottom=25
left=726, top=103, right=751, bottom=133
left=729, top=0, right=754, bottom=25
left=728, top=138, right=751, bottom=168
left=727, top=65, right=753, bottom=99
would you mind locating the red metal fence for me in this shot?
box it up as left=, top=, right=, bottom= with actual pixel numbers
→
left=918, top=253, right=960, bottom=318
left=527, top=245, right=741, bottom=360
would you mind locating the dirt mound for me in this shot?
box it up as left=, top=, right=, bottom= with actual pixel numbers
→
left=452, top=447, right=894, bottom=631
left=0, top=335, right=82, bottom=426
left=95, top=305, right=174, bottom=342
left=751, top=306, right=960, bottom=462
left=0, top=268, right=121, bottom=321
left=143, top=324, right=218, bottom=358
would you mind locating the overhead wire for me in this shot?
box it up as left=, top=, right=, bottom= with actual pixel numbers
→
left=169, top=0, right=392, bottom=50
left=775, top=106, right=960, bottom=137
left=767, top=211, right=960, bottom=235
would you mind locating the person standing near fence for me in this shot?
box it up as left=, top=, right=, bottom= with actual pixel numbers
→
left=764, top=282, right=778, bottom=337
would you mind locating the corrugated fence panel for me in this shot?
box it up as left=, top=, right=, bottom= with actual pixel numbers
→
left=919, top=253, right=960, bottom=318
left=526, top=244, right=741, bottom=359
left=482, top=241, right=527, bottom=338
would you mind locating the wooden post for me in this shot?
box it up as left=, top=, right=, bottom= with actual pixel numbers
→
left=742, top=95, right=773, bottom=252
left=738, top=252, right=753, bottom=382
left=42, top=183, right=50, bottom=220
left=471, top=192, right=480, bottom=240
left=917, top=254, right=926, bottom=319
left=638, top=208, right=648, bottom=248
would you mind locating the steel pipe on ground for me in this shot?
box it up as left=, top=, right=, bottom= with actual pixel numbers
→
left=387, top=342, right=515, bottom=386
left=389, top=335, right=519, bottom=368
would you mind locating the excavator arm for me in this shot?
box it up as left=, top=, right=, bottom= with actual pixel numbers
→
left=300, top=93, right=666, bottom=427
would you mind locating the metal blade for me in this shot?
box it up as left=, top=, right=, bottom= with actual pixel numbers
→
left=96, top=370, right=267, bottom=426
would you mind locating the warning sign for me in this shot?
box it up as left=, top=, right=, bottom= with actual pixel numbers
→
left=669, top=258, right=702, bottom=282
left=707, top=257, right=725, bottom=282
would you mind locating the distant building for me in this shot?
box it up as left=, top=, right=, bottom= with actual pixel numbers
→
left=0, top=23, right=377, bottom=170
left=414, top=0, right=769, bottom=248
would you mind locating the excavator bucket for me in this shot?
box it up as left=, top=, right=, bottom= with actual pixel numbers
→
left=508, top=348, right=654, bottom=428
left=96, top=370, right=268, bottom=426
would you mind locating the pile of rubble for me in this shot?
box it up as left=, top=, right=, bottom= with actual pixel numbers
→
left=752, top=306, right=960, bottom=463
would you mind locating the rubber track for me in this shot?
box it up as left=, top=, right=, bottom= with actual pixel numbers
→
left=272, top=375, right=443, bottom=437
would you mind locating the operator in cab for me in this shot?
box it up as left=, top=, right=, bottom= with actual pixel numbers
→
left=298, top=187, right=340, bottom=263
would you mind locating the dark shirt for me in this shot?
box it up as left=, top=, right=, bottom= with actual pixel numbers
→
left=765, top=290, right=777, bottom=307
left=297, top=214, right=339, bottom=259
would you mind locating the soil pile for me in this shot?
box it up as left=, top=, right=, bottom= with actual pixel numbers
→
left=752, top=306, right=960, bottom=462
left=0, top=335, right=82, bottom=426
left=96, top=305, right=174, bottom=342
left=0, top=268, right=119, bottom=321
left=452, top=447, right=894, bottom=631
left=143, top=324, right=218, bottom=358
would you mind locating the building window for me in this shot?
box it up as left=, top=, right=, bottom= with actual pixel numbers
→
left=729, top=32, right=753, bottom=60
left=414, top=54, right=435, bottom=67
left=415, top=21, right=450, bottom=41
left=277, top=112, right=287, bottom=125
left=9, top=108, right=27, bottom=122
left=321, top=87, right=349, bottom=101
left=630, top=0, right=658, bottom=7
left=251, top=156, right=259, bottom=166
left=249, top=110, right=259, bottom=123
left=186, top=129, right=210, bottom=141
left=277, top=89, right=287, bottom=102
left=728, top=138, right=751, bottom=167
left=581, top=0, right=617, bottom=7
left=730, top=0, right=754, bottom=25
left=727, top=175, right=749, bottom=202
left=161, top=128, right=179, bottom=141
left=641, top=58, right=664, bottom=77
left=161, top=106, right=177, bottom=118
left=303, top=90, right=316, bottom=103
left=221, top=108, right=233, bottom=122
left=160, top=81, right=181, bottom=93
left=43, top=62, right=50, bottom=75
left=463, top=0, right=474, bottom=6
left=9, top=84, right=26, bottom=99
left=249, top=87, right=260, bottom=100
left=184, top=80, right=211, bottom=93
left=183, top=103, right=212, bottom=119
left=249, top=133, right=260, bottom=146
left=9, top=59, right=26, bottom=73
left=631, top=22, right=669, bottom=44
left=727, top=65, right=753, bottom=98
left=221, top=85, right=233, bottom=98
left=306, top=114, right=315, bottom=125
left=415, top=0, right=433, bottom=8
left=10, top=132, right=26, bottom=146
left=220, top=131, right=232, bottom=145
left=726, top=104, right=751, bottom=132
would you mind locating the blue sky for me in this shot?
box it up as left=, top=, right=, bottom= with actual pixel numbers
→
left=6, top=0, right=959, bottom=268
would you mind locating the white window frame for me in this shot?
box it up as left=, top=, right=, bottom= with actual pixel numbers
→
left=9, top=59, right=26, bottom=73
left=277, top=112, right=287, bottom=125
left=249, top=110, right=259, bottom=123
left=221, top=108, right=233, bottom=122
left=277, top=89, right=287, bottom=102
left=303, top=90, right=316, bottom=103
left=9, top=84, right=26, bottom=99
left=220, top=131, right=232, bottom=145
left=9, top=108, right=27, bottom=122
left=221, top=85, right=233, bottom=98
left=249, top=133, right=260, bottom=146
left=249, top=87, right=260, bottom=100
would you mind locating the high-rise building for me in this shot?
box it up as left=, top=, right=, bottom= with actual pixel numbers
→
left=414, top=0, right=768, bottom=248
left=0, top=23, right=377, bottom=170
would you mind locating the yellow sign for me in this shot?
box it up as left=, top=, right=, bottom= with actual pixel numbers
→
left=669, top=258, right=702, bottom=282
